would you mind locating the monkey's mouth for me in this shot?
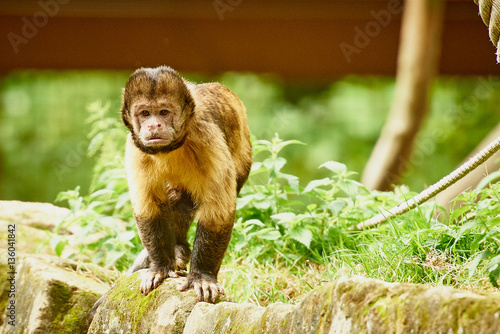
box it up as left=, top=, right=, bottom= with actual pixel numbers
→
left=143, top=135, right=171, bottom=146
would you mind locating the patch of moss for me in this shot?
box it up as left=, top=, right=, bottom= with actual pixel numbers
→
left=103, top=273, right=171, bottom=331
left=449, top=294, right=500, bottom=332
left=62, top=290, right=100, bottom=332
left=47, top=280, right=101, bottom=333
left=48, top=282, right=74, bottom=333
left=48, top=281, right=72, bottom=315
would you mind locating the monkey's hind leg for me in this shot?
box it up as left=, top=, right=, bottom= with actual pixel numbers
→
left=179, top=219, right=233, bottom=303
left=129, top=243, right=191, bottom=273
left=127, top=248, right=150, bottom=274
left=135, top=191, right=195, bottom=295
left=172, top=190, right=195, bottom=271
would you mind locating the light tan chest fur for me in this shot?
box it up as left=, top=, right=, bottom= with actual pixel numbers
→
left=125, top=131, right=237, bottom=225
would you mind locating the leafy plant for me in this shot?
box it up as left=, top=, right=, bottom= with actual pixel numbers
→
left=449, top=183, right=500, bottom=287
left=46, top=102, right=139, bottom=271
left=231, top=133, right=416, bottom=264
left=47, top=100, right=500, bottom=297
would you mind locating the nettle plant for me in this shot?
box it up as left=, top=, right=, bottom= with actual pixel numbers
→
left=47, top=102, right=139, bottom=271
left=446, top=181, right=500, bottom=287
left=231, top=134, right=407, bottom=263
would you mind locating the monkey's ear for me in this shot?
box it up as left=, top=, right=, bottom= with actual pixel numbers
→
left=121, top=88, right=134, bottom=130
left=121, top=104, right=133, bottom=130
left=184, top=93, right=196, bottom=118
left=121, top=109, right=132, bottom=129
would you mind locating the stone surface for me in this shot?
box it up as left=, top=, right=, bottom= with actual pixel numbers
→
left=0, top=200, right=128, bottom=257
left=0, top=250, right=110, bottom=334
left=88, top=273, right=231, bottom=334
left=2, top=253, right=500, bottom=333
left=184, top=301, right=295, bottom=334
left=0, top=220, right=61, bottom=255
left=0, top=201, right=71, bottom=232
left=2, top=201, right=500, bottom=333
left=0, top=200, right=77, bottom=256
left=179, top=276, right=500, bottom=334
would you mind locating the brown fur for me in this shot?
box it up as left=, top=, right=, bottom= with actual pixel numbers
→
left=122, top=66, right=252, bottom=302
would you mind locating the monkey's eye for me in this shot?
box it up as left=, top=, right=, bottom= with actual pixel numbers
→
left=159, top=109, right=169, bottom=116
left=141, top=110, right=150, bottom=117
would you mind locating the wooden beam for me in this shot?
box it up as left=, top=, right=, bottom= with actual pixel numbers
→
left=0, top=0, right=498, bottom=79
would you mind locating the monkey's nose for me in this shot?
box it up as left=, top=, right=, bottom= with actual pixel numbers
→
left=148, top=123, right=162, bottom=129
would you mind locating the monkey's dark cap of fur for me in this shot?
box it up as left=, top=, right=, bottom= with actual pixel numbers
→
left=123, top=66, right=191, bottom=106
left=133, top=66, right=178, bottom=79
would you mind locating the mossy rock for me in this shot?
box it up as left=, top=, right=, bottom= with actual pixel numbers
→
left=88, top=273, right=231, bottom=334
left=0, top=252, right=109, bottom=334
left=182, top=276, right=500, bottom=334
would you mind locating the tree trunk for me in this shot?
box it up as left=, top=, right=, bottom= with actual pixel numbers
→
left=361, top=0, right=445, bottom=191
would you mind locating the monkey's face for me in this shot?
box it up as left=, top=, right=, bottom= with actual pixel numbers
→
left=122, top=67, right=195, bottom=154
left=131, top=98, right=182, bottom=148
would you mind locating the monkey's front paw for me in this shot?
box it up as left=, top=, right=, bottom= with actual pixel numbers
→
left=178, top=272, right=224, bottom=303
left=138, top=268, right=178, bottom=295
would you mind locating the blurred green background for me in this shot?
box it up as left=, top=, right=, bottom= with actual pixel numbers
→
left=0, top=71, right=498, bottom=204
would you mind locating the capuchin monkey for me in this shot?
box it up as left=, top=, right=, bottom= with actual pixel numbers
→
left=122, top=66, right=252, bottom=302
left=88, top=67, right=251, bottom=323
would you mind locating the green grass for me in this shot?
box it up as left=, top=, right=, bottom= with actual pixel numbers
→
left=222, top=184, right=500, bottom=306
left=48, top=102, right=500, bottom=306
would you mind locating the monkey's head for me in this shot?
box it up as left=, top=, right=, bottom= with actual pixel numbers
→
left=121, top=66, right=195, bottom=154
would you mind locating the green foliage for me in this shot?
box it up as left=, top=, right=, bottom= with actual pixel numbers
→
left=48, top=102, right=139, bottom=271
left=232, top=133, right=419, bottom=265
left=231, top=133, right=500, bottom=295
left=448, top=184, right=500, bottom=287
left=21, top=72, right=496, bottom=303
left=0, top=71, right=129, bottom=202
left=2, top=72, right=498, bottom=203
left=48, top=104, right=500, bottom=294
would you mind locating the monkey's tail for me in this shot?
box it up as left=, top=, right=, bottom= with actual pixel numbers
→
left=354, top=135, right=500, bottom=230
